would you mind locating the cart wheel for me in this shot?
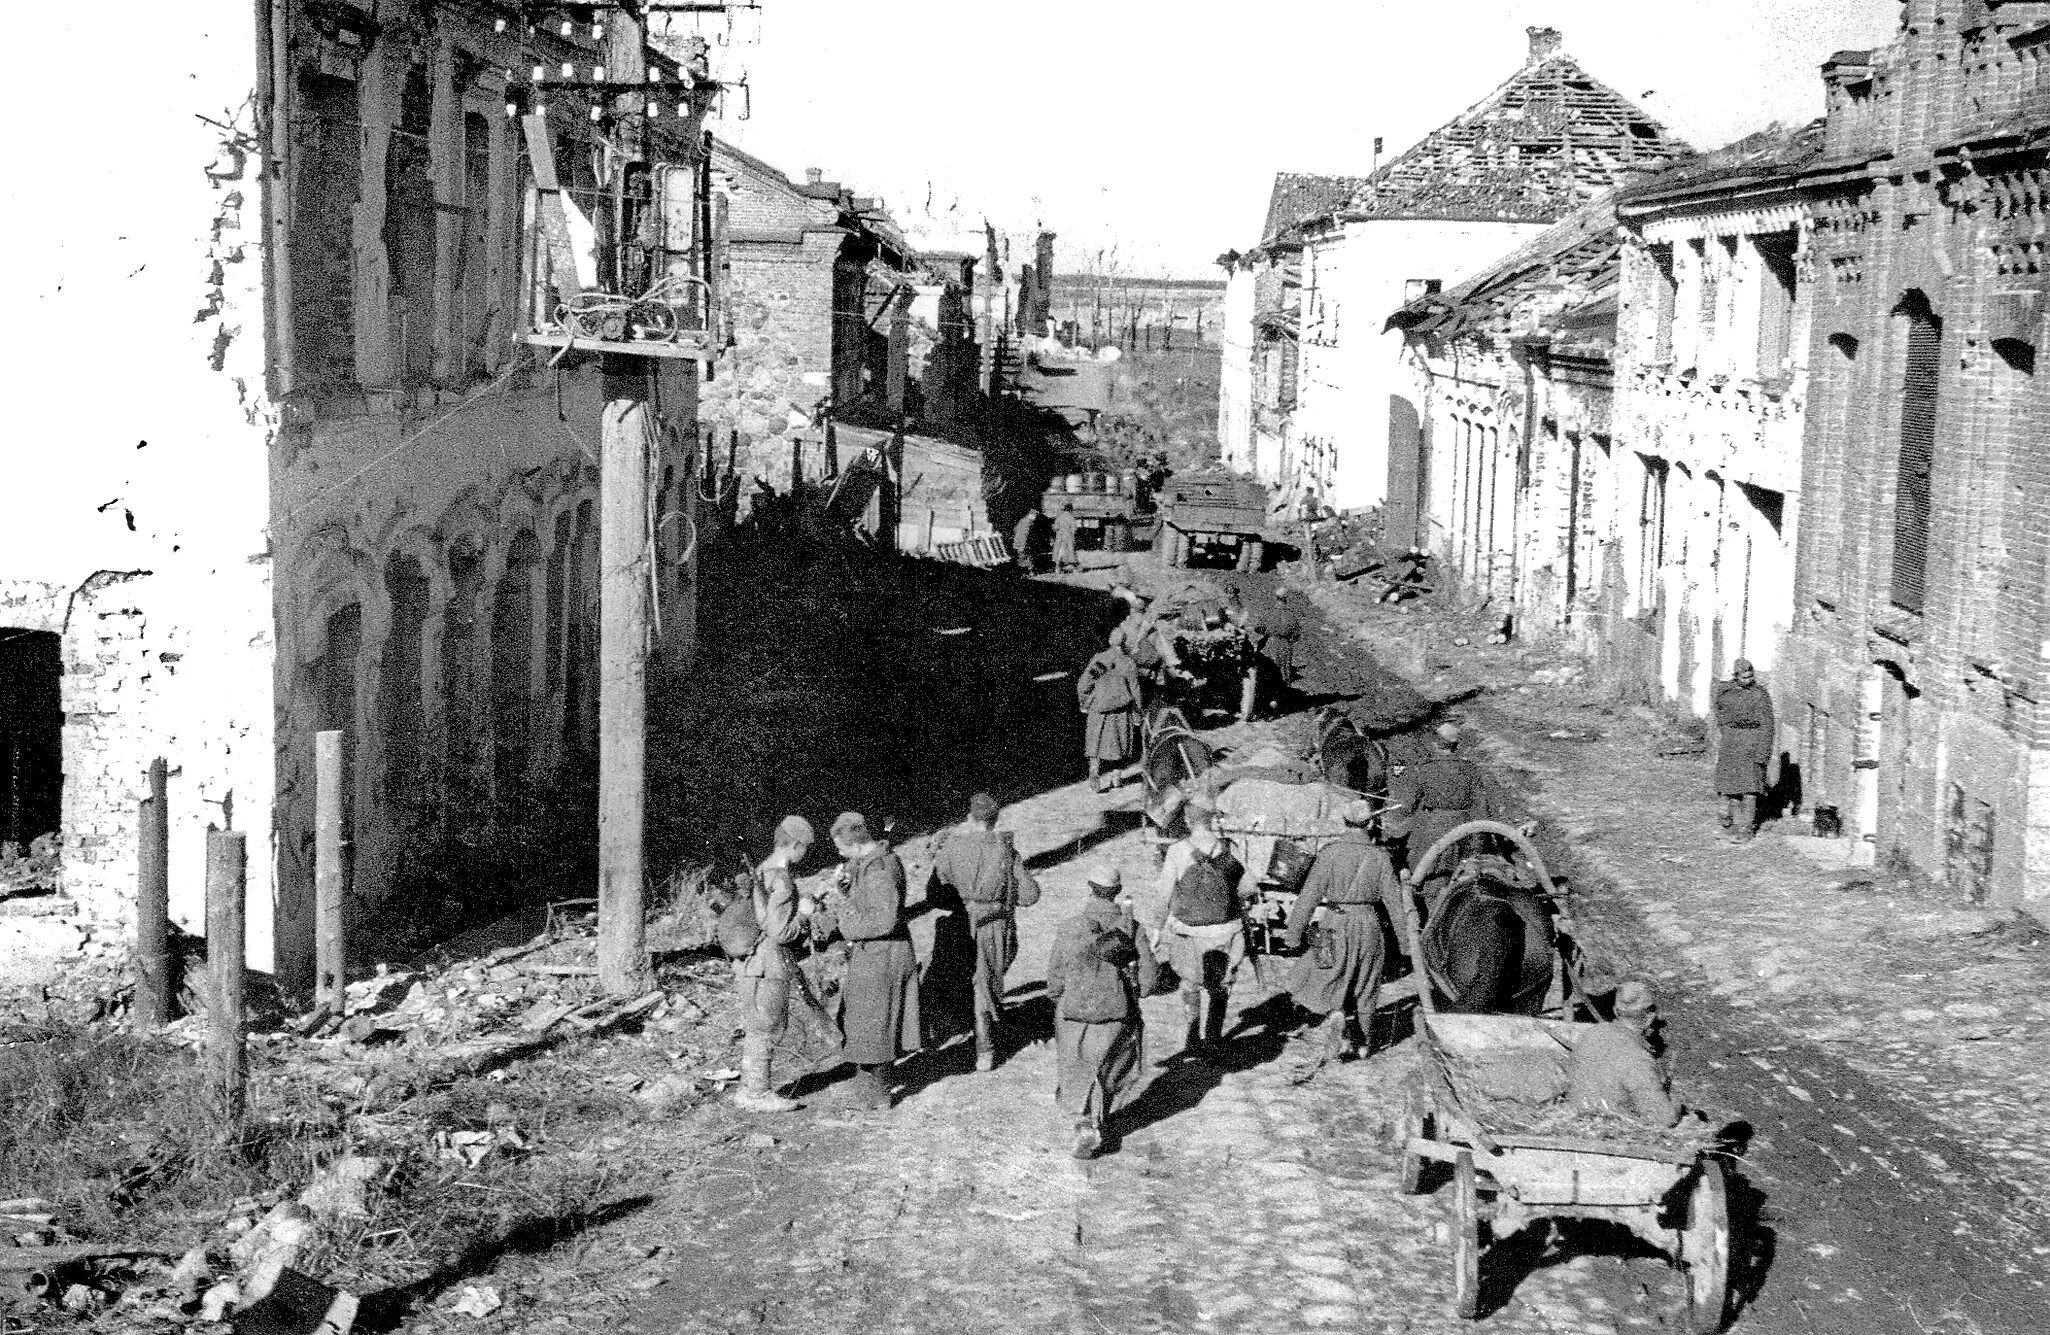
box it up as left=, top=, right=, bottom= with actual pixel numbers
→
left=1680, top=1160, right=1730, bottom=1334
left=1396, top=1092, right=1430, bottom=1195
left=1451, top=1151, right=1482, bottom=1318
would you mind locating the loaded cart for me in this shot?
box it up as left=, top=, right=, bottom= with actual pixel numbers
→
left=1393, top=885, right=1733, bottom=1330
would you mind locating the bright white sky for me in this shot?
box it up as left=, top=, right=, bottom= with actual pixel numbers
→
left=689, top=1, right=1899, bottom=278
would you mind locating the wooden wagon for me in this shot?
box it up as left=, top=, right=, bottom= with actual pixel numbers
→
left=1395, top=1005, right=1731, bottom=1329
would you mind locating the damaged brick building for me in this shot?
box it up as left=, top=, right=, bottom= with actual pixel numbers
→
left=265, top=0, right=714, bottom=991
left=1774, top=1, right=2050, bottom=912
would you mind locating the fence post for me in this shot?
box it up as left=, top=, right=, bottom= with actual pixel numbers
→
left=135, top=758, right=171, bottom=1025
left=315, top=730, right=346, bottom=1013
left=206, top=828, right=247, bottom=1119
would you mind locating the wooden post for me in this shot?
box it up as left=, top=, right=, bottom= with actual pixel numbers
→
left=206, top=828, right=247, bottom=1119
left=314, top=730, right=346, bottom=1012
left=135, top=758, right=171, bottom=1026
left=597, top=362, right=653, bottom=997
left=593, top=8, right=654, bottom=999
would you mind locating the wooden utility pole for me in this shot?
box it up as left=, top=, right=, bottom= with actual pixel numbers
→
left=135, top=758, right=171, bottom=1026
left=206, top=828, right=247, bottom=1119
left=314, top=730, right=346, bottom=1012
left=596, top=7, right=653, bottom=997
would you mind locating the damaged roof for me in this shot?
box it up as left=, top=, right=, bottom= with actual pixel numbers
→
left=1261, top=172, right=1374, bottom=244
left=1387, top=196, right=1622, bottom=344
left=1616, top=118, right=1827, bottom=213
left=1345, top=53, right=1688, bottom=224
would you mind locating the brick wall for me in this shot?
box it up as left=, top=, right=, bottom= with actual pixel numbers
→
left=1776, top=1, right=2050, bottom=917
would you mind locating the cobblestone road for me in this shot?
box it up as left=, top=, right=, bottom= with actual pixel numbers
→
left=479, top=559, right=2050, bottom=1335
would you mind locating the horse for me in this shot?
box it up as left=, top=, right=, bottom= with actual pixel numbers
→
left=1403, top=821, right=1576, bottom=1018
left=1141, top=704, right=1213, bottom=799
left=1313, top=705, right=1389, bottom=799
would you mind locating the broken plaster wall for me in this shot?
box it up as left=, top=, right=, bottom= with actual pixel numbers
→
left=265, top=1, right=701, bottom=995
left=0, top=5, right=276, bottom=979
left=1296, top=218, right=1546, bottom=513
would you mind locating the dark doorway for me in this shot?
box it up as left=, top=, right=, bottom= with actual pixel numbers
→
left=0, top=630, right=63, bottom=850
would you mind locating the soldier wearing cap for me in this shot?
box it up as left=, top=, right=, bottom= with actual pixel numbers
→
left=732, top=815, right=820, bottom=1113
left=1566, top=981, right=1681, bottom=1127
left=1282, top=799, right=1403, bottom=1079
left=822, top=811, right=921, bottom=1110
left=1387, top=721, right=1493, bottom=875
left=1046, top=863, right=1160, bottom=1159
left=930, top=792, right=1042, bottom=1071
left=1152, top=797, right=1251, bottom=1060
left=1712, top=657, right=1776, bottom=842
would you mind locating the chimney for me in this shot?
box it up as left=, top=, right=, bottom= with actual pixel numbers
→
left=1527, top=26, right=1562, bottom=64
left=805, top=167, right=823, bottom=186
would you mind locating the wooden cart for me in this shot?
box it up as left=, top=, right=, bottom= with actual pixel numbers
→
left=1395, top=1004, right=1731, bottom=1329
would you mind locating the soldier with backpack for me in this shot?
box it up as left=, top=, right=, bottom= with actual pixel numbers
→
left=1152, top=799, right=1250, bottom=1062
left=722, top=815, right=819, bottom=1114
left=930, top=792, right=1042, bottom=1072
left=1046, top=865, right=1161, bottom=1159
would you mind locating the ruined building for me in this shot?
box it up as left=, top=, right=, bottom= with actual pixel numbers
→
left=2, top=0, right=720, bottom=990
left=2, top=6, right=275, bottom=979
left=267, top=1, right=713, bottom=991
left=1389, top=118, right=1820, bottom=716
left=1217, top=173, right=1369, bottom=502
left=1277, top=27, right=1686, bottom=516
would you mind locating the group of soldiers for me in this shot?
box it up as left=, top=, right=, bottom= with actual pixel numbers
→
left=727, top=798, right=1040, bottom=1116
left=723, top=583, right=1703, bottom=1158
left=1074, top=582, right=1304, bottom=790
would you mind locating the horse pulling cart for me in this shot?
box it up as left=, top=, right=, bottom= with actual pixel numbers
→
left=1394, top=852, right=1731, bottom=1331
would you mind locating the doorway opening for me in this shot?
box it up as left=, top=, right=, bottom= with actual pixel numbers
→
left=0, top=629, right=63, bottom=854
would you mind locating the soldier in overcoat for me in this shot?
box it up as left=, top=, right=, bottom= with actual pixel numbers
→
left=1046, top=864, right=1161, bottom=1159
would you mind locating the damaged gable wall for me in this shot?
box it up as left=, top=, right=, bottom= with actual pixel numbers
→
left=1, top=4, right=276, bottom=978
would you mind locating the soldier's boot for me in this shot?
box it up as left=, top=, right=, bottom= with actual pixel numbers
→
left=1178, top=1001, right=1206, bottom=1062
left=844, top=1064, right=893, bottom=1110
left=974, top=1010, right=996, bottom=1072
left=1089, top=759, right=1106, bottom=794
left=1719, top=797, right=1735, bottom=830
left=1202, top=992, right=1228, bottom=1049
left=1735, top=794, right=1758, bottom=842
left=733, top=1035, right=800, bottom=1114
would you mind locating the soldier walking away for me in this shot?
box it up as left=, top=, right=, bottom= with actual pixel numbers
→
left=732, top=816, right=819, bottom=1113
left=1077, top=627, right=1144, bottom=792
left=931, top=792, right=1042, bottom=1071
left=1254, top=587, right=1303, bottom=715
left=1387, top=722, right=1492, bottom=876
left=821, top=812, right=921, bottom=1110
left=1047, top=865, right=1161, bottom=1159
left=1566, top=981, right=1685, bottom=1128
left=1052, top=500, right=1080, bottom=573
left=1283, top=800, right=1403, bottom=1082
left=1153, top=799, right=1250, bottom=1062
left=1712, top=658, right=1776, bottom=842
left=1013, top=507, right=1043, bottom=573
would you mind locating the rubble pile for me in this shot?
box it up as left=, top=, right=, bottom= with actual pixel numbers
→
left=0, top=899, right=752, bottom=1334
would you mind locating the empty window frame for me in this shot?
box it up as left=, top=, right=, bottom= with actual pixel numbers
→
left=1891, top=294, right=1942, bottom=613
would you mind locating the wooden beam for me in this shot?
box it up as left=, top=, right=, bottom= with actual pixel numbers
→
left=206, top=829, right=248, bottom=1120
left=135, top=758, right=172, bottom=1026
left=315, top=731, right=347, bottom=1013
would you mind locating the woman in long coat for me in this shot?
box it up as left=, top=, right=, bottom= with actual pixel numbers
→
left=1077, top=628, right=1144, bottom=792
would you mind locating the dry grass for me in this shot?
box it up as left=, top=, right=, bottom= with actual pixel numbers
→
left=0, top=1024, right=639, bottom=1312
